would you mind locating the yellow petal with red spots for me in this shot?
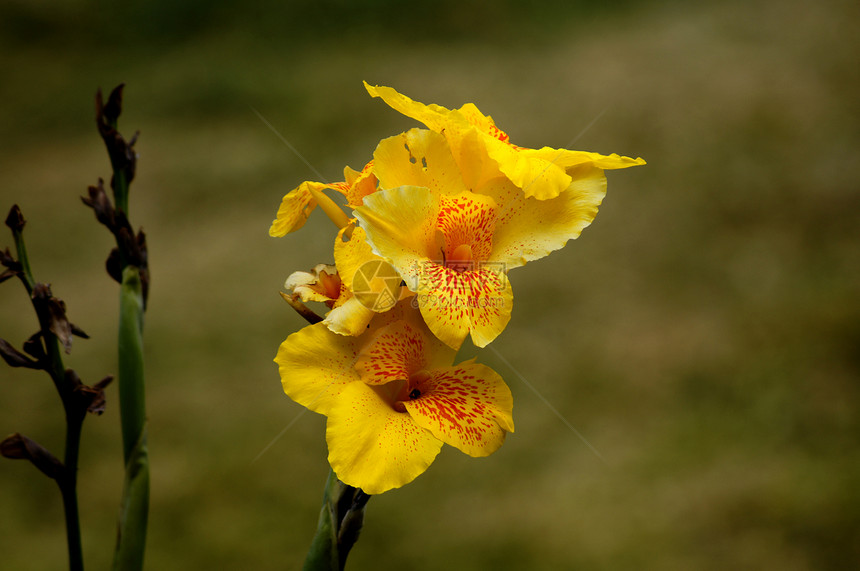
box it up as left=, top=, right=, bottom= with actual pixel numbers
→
left=415, top=262, right=513, bottom=349
left=354, top=320, right=454, bottom=385
left=404, top=360, right=514, bottom=457
left=326, top=381, right=443, bottom=495
left=270, top=161, right=378, bottom=236
left=274, top=322, right=363, bottom=415
left=269, top=181, right=323, bottom=237
left=437, top=192, right=497, bottom=262
left=342, top=161, right=378, bottom=206
left=356, top=186, right=514, bottom=348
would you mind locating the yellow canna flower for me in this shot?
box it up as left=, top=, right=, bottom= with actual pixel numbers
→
left=269, top=162, right=377, bottom=237
left=355, top=128, right=611, bottom=349
left=284, top=225, right=403, bottom=336
left=364, top=82, right=645, bottom=200
left=285, top=263, right=342, bottom=307
left=274, top=302, right=514, bottom=494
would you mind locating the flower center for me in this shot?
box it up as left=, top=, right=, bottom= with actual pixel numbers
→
left=446, top=243, right=474, bottom=273
left=317, top=270, right=342, bottom=301
left=392, top=370, right=431, bottom=412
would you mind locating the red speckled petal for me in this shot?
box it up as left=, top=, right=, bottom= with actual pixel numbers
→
left=354, top=320, right=426, bottom=385
left=326, top=381, right=443, bottom=495
left=269, top=181, right=322, bottom=237
left=437, top=192, right=498, bottom=261
left=415, top=264, right=513, bottom=349
left=404, top=360, right=514, bottom=458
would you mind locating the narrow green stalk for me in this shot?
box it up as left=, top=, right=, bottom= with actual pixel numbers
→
left=10, top=222, right=85, bottom=571
left=112, top=170, right=129, bottom=220
left=10, top=226, right=35, bottom=293
left=61, top=412, right=85, bottom=571
left=304, top=471, right=341, bottom=571
left=112, top=264, right=148, bottom=571
left=303, top=470, right=369, bottom=571
left=117, top=266, right=145, bottom=461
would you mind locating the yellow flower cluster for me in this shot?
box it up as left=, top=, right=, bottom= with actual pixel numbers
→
left=272, top=83, right=644, bottom=494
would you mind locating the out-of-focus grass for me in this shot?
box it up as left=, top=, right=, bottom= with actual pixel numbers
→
left=1, top=0, right=859, bottom=569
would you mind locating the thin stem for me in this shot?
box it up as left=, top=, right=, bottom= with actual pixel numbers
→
left=61, top=410, right=85, bottom=571
left=11, top=226, right=35, bottom=293
left=11, top=222, right=86, bottom=571
left=302, top=470, right=369, bottom=571
left=112, top=170, right=129, bottom=219
left=117, top=265, right=145, bottom=463
left=111, top=265, right=148, bottom=571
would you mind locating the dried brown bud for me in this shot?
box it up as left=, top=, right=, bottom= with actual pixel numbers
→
left=67, top=370, right=113, bottom=415
left=70, top=323, right=89, bottom=339
left=0, top=338, right=43, bottom=369
left=105, top=85, right=123, bottom=122
left=96, top=84, right=136, bottom=188
left=0, top=268, right=17, bottom=284
left=22, top=332, right=46, bottom=361
left=1, top=433, right=64, bottom=480
left=81, top=179, right=116, bottom=229
left=4, top=204, right=25, bottom=232
left=0, top=248, right=21, bottom=283
left=106, top=248, right=122, bottom=283
left=32, top=283, right=73, bottom=354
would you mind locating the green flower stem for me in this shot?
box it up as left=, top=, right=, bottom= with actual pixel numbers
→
left=11, top=224, right=84, bottom=571
left=60, top=411, right=85, bottom=571
left=303, top=470, right=369, bottom=571
left=10, top=224, right=35, bottom=294
left=112, top=264, right=148, bottom=571
left=112, top=170, right=129, bottom=219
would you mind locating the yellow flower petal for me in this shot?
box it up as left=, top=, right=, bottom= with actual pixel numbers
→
left=524, top=147, right=647, bottom=171
left=437, top=192, right=498, bottom=262
left=354, top=320, right=455, bottom=385
left=404, top=360, right=514, bottom=457
left=323, top=296, right=376, bottom=336
left=354, top=320, right=425, bottom=385
left=326, top=381, right=443, bottom=494
left=415, top=263, right=513, bottom=349
left=364, top=82, right=645, bottom=200
left=481, top=136, right=573, bottom=200
left=341, top=161, right=378, bottom=206
left=353, top=185, right=441, bottom=285
left=364, top=82, right=450, bottom=132
left=333, top=225, right=378, bottom=293
left=357, top=186, right=514, bottom=348
left=270, top=161, right=378, bottom=236
left=479, top=164, right=607, bottom=269
left=373, top=129, right=469, bottom=195
left=285, top=263, right=341, bottom=304
left=274, top=322, right=364, bottom=415
left=269, top=181, right=322, bottom=237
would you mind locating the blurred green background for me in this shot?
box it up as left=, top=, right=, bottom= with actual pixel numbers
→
left=1, top=0, right=858, bottom=568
